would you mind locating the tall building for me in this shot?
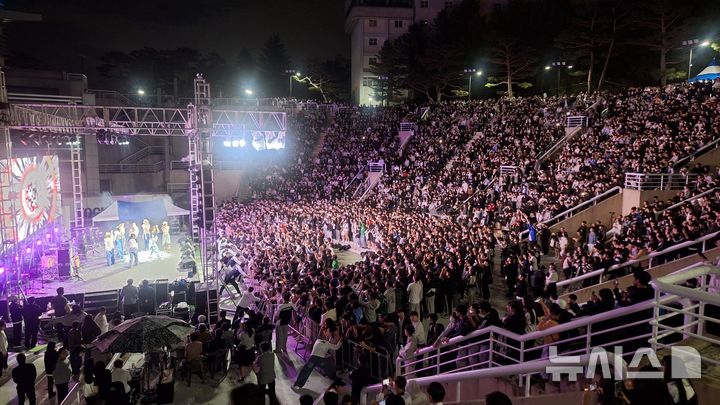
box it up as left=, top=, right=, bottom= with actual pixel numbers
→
left=344, top=0, right=451, bottom=105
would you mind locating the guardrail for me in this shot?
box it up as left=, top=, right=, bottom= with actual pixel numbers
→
left=673, top=136, right=720, bottom=168
left=170, top=160, right=190, bottom=170
left=368, top=161, right=385, bottom=173
left=651, top=264, right=720, bottom=367
left=341, top=339, right=392, bottom=381
left=98, top=160, right=165, bottom=174
left=661, top=187, right=718, bottom=213
left=534, top=125, right=584, bottom=170
left=119, top=145, right=165, bottom=164
left=8, top=92, right=83, bottom=104
left=565, top=115, right=588, bottom=128
left=167, top=183, right=188, bottom=193
left=556, top=230, right=720, bottom=291
left=399, top=121, right=415, bottom=132
left=624, top=172, right=693, bottom=190
left=519, top=186, right=622, bottom=240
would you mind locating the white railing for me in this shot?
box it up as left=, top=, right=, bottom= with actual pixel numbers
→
left=345, top=165, right=366, bottom=190
left=8, top=92, right=83, bottom=104
left=519, top=186, right=622, bottom=240
left=565, top=115, right=588, bottom=128
left=400, top=121, right=415, bottom=132
left=395, top=299, right=665, bottom=387
left=624, top=172, right=693, bottom=190
left=368, top=160, right=386, bottom=173
left=98, top=160, right=165, bottom=174
left=673, top=136, right=720, bottom=168
left=420, top=106, right=430, bottom=120
left=651, top=264, right=720, bottom=366
left=499, top=165, right=517, bottom=177
left=661, top=187, right=719, bottom=213
left=556, top=230, right=720, bottom=291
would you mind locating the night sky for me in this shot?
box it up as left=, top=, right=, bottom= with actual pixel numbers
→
left=3, top=0, right=348, bottom=83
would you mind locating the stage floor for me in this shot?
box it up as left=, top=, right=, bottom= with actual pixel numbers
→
left=12, top=246, right=195, bottom=299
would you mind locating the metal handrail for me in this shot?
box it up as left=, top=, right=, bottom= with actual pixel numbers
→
left=556, top=230, right=720, bottom=289
left=170, top=160, right=190, bottom=170
left=661, top=186, right=719, bottom=213
left=98, top=160, right=165, bottom=174
left=119, top=145, right=165, bottom=164
left=519, top=186, right=622, bottom=239
left=565, top=115, right=588, bottom=128
left=673, top=136, right=720, bottom=168
left=624, top=172, right=693, bottom=190
left=534, top=125, right=584, bottom=170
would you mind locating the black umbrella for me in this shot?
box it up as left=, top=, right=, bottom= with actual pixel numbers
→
left=93, top=315, right=193, bottom=353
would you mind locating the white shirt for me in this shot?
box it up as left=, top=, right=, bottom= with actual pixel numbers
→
left=94, top=313, right=109, bottom=334
left=320, top=308, right=336, bottom=326
left=238, top=291, right=261, bottom=309
left=310, top=339, right=342, bottom=358
left=407, top=281, right=423, bottom=304
left=111, top=367, right=131, bottom=393
left=412, top=320, right=426, bottom=345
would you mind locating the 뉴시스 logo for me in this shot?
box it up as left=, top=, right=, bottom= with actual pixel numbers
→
left=545, top=346, right=702, bottom=381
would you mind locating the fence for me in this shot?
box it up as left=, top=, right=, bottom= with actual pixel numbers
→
left=565, top=115, right=588, bottom=128
left=399, top=121, right=415, bottom=132
left=368, top=161, right=386, bottom=173
left=556, top=230, right=720, bottom=291
left=98, top=161, right=165, bottom=174
left=624, top=172, right=693, bottom=190
left=395, top=295, right=693, bottom=384
left=673, top=136, right=720, bottom=168
left=340, top=339, right=392, bottom=381
left=499, top=165, right=517, bottom=177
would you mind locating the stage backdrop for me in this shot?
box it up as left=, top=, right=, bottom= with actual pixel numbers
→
left=0, top=155, right=62, bottom=245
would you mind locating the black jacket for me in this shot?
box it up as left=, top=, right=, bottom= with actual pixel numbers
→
left=12, top=363, right=37, bottom=389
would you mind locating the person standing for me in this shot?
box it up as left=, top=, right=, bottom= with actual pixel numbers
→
left=254, top=341, right=279, bottom=405
left=161, top=221, right=171, bottom=251
left=12, top=353, right=37, bottom=405
left=22, top=297, right=43, bottom=349
left=44, top=341, right=59, bottom=398
left=9, top=296, right=23, bottom=347
left=141, top=219, right=151, bottom=251
left=120, top=279, right=139, bottom=318
left=138, top=280, right=156, bottom=315
left=407, top=275, right=424, bottom=319
left=55, top=347, right=72, bottom=403
left=128, top=234, right=139, bottom=267
left=104, top=232, right=115, bottom=266
left=0, top=323, right=8, bottom=376
left=67, top=321, right=83, bottom=375
left=275, top=293, right=295, bottom=353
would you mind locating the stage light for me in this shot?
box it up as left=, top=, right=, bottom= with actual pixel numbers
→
left=46, top=233, right=51, bottom=239
left=138, top=89, right=146, bottom=96
left=54, top=227, right=59, bottom=232
left=25, top=247, right=31, bottom=254
left=223, top=140, right=231, bottom=147
left=231, top=140, right=240, bottom=147
left=0, top=267, right=4, bottom=274
left=238, top=139, right=246, bottom=147
left=36, top=240, right=42, bottom=246
left=244, top=89, right=253, bottom=96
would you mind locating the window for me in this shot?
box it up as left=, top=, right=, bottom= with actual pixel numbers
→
left=394, top=20, right=403, bottom=28
left=444, top=1, right=453, bottom=8
left=369, top=19, right=377, bottom=27
left=369, top=57, right=378, bottom=65
left=420, top=0, right=429, bottom=8
left=362, top=78, right=373, bottom=87
left=369, top=38, right=378, bottom=46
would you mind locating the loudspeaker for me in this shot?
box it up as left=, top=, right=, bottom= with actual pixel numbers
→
left=194, top=282, right=218, bottom=324
left=57, top=248, right=71, bottom=279
left=155, top=279, right=169, bottom=305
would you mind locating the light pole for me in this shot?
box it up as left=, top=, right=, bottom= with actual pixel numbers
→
left=463, top=68, right=482, bottom=101
left=285, top=69, right=300, bottom=97
left=376, top=75, right=389, bottom=106
left=547, top=61, right=571, bottom=97
left=682, top=39, right=711, bottom=81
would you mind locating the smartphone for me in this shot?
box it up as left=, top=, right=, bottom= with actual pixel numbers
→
left=615, top=381, right=623, bottom=396
left=382, top=378, right=390, bottom=386
left=588, top=383, right=597, bottom=391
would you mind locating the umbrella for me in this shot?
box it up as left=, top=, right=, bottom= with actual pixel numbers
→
left=93, top=315, right=193, bottom=353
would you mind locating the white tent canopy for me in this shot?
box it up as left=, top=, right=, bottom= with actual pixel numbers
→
left=93, top=198, right=189, bottom=223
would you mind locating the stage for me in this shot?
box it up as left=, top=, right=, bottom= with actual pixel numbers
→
left=4, top=243, right=196, bottom=301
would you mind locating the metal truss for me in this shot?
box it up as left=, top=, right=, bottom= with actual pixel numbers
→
left=8, top=104, right=287, bottom=137
left=70, top=136, right=84, bottom=230
left=0, top=70, right=19, bottom=281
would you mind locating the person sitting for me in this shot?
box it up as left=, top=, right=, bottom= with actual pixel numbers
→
left=111, top=359, right=131, bottom=394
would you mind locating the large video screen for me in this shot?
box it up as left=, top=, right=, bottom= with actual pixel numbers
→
left=0, top=155, right=62, bottom=244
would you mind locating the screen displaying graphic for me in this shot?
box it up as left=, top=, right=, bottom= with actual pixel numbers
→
left=0, top=155, right=62, bottom=244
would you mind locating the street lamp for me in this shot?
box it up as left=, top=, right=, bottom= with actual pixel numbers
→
left=285, top=69, right=300, bottom=97
left=244, top=89, right=253, bottom=96
left=463, top=68, right=481, bottom=101
left=548, top=61, right=568, bottom=97
left=137, top=89, right=145, bottom=96
left=682, top=39, right=711, bottom=80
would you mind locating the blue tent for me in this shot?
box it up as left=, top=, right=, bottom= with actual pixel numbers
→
left=689, top=58, right=720, bottom=82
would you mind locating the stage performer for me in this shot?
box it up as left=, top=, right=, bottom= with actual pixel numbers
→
left=161, top=221, right=171, bottom=251
left=148, top=226, right=161, bottom=260
left=130, top=222, right=139, bottom=244
left=116, top=223, right=126, bottom=260
left=128, top=234, right=139, bottom=267
left=104, top=232, right=115, bottom=266
left=141, top=219, right=151, bottom=251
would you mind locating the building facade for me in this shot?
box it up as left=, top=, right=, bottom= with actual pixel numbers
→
left=344, top=0, right=450, bottom=105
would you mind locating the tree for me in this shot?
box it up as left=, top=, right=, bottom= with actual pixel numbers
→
left=259, top=34, right=292, bottom=97
left=630, top=0, right=692, bottom=86
left=555, top=1, right=604, bottom=94
left=299, top=57, right=351, bottom=102
left=369, top=40, right=407, bottom=104
left=485, top=39, right=536, bottom=98
left=595, top=1, right=631, bottom=92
